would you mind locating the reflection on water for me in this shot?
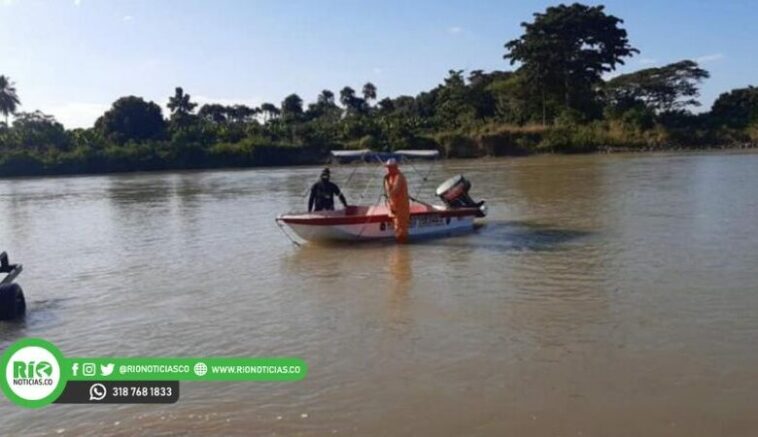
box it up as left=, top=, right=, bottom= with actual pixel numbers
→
left=2, top=151, right=758, bottom=436
left=386, top=246, right=412, bottom=327
left=388, top=246, right=412, bottom=292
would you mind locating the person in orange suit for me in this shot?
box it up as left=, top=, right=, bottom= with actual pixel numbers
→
left=383, top=159, right=410, bottom=243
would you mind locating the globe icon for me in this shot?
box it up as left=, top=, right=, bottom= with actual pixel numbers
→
left=193, top=362, right=208, bottom=377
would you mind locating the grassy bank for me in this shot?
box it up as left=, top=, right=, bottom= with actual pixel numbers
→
left=435, top=121, right=758, bottom=158
left=2, top=124, right=756, bottom=178
left=0, top=141, right=328, bottom=178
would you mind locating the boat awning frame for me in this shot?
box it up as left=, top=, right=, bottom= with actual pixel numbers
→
left=330, top=149, right=440, bottom=163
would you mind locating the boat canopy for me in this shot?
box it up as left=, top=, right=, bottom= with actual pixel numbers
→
left=330, top=149, right=440, bottom=163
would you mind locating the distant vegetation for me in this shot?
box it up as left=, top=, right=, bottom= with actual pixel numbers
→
left=1, top=3, right=757, bottom=177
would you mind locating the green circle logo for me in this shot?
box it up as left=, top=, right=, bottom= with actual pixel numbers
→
left=1, top=338, right=67, bottom=408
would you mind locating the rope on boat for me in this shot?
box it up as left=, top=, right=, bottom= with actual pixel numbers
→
left=410, top=157, right=438, bottom=201
left=275, top=216, right=302, bottom=247
left=358, top=159, right=386, bottom=202
left=355, top=192, right=387, bottom=240
left=342, top=160, right=362, bottom=195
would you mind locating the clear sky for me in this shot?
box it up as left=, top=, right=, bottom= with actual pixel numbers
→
left=1, top=0, right=756, bottom=128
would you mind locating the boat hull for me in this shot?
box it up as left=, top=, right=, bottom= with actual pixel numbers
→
left=276, top=204, right=483, bottom=243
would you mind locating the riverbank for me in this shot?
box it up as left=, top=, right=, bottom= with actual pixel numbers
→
left=433, top=122, right=758, bottom=157
left=1, top=130, right=755, bottom=178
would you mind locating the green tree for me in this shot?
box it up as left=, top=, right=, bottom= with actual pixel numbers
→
left=228, top=104, right=258, bottom=123
left=0, top=75, right=21, bottom=126
left=260, top=103, right=280, bottom=123
left=281, top=94, right=304, bottom=122
left=377, top=97, right=395, bottom=115
left=467, top=70, right=512, bottom=119
left=9, top=111, right=69, bottom=150
left=504, top=3, right=638, bottom=122
left=435, top=70, right=476, bottom=128
left=604, top=60, right=710, bottom=113
left=413, top=91, right=438, bottom=123
left=362, top=82, right=377, bottom=104
left=710, top=86, right=758, bottom=129
left=68, top=127, right=106, bottom=150
left=95, top=96, right=166, bottom=143
left=307, top=90, right=340, bottom=120
left=198, top=103, right=228, bottom=123
left=167, top=87, right=197, bottom=115
left=167, top=87, right=197, bottom=126
left=340, top=86, right=367, bottom=115
left=340, top=86, right=356, bottom=108
left=487, top=72, right=535, bottom=124
left=318, top=89, right=336, bottom=106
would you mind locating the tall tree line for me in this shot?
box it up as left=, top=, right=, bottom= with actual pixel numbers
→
left=1, top=3, right=757, bottom=176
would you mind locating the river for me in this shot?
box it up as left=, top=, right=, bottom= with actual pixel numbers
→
left=1, top=151, right=757, bottom=436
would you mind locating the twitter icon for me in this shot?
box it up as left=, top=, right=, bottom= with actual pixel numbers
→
left=100, top=363, right=115, bottom=377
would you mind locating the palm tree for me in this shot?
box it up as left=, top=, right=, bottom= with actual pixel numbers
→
left=340, top=86, right=356, bottom=108
left=341, top=86, right=369, bottom=115
left=229, top=104, right=257, bottom=123
left=317, top=89, right=335, bottom=106
left=198, top=103, right=227, bottom=123
left=260, top=103, right=280, bottom=123
left=362, top=82, right=377, bottom=102
left=281, top=94, right=303, bottom=122
left=167, top=87, right=197, bottom=116
left=0, top=75, right=21, bottom=126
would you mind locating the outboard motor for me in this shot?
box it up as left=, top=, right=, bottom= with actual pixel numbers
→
left=435, top=175, right=487, bottom=217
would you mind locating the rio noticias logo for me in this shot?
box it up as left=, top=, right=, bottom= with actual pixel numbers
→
left=1, top=338, right=66, bottom=408
left=14, top=360, right=53, bottom=380
left=1, top=338, right=307, bottom=408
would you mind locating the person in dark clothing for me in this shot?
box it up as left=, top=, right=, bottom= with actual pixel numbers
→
left=308, top=168, right=348, bottom=212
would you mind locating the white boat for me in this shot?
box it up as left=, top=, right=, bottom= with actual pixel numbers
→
left=276, top=150, right=487, bottom=243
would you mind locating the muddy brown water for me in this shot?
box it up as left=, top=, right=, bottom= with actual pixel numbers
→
left=1, top=151, right=757, bottom=436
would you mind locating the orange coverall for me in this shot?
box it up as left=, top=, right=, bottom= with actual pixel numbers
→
left=384, top=169, right=410, bottom=243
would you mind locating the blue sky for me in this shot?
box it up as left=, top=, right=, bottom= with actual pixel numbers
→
left=1, top=0, right=756, bottom=128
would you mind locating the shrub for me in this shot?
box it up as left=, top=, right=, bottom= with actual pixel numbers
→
left=436, top=132, right=481, bottom=158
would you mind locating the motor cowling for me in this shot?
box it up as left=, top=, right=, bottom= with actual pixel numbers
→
left=435, top=175, right=486, bottom=216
